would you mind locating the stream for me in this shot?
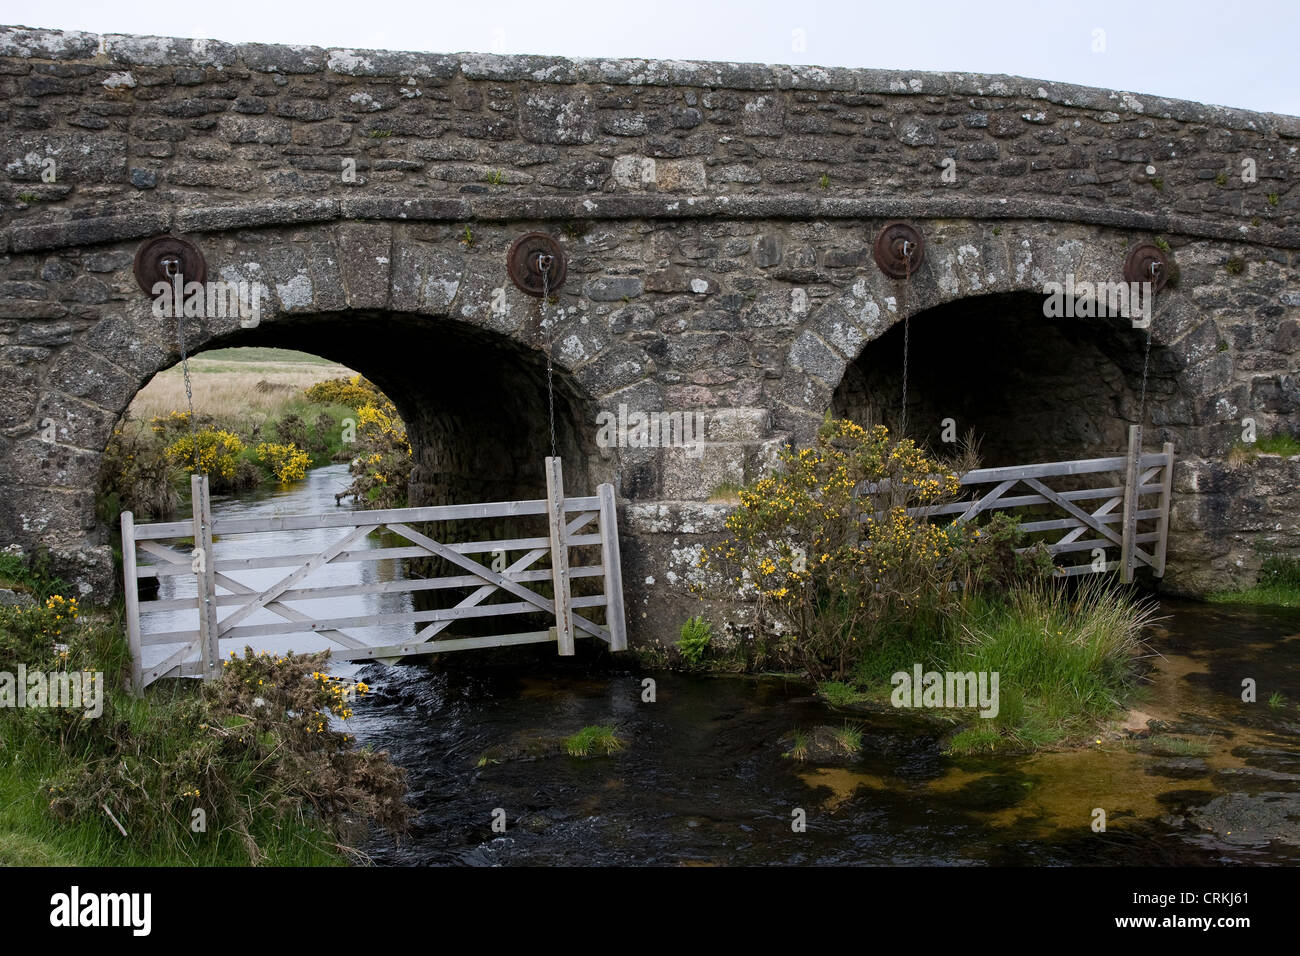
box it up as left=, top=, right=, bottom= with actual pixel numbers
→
left=154, top=464, right=1300, bottom=865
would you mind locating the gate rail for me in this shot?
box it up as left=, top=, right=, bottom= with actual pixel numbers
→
left=862, top=426, right=1174, bottom=581
left=121, top=457, right=626, bottom=693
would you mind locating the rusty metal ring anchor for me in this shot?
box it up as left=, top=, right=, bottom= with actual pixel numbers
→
left=1123, top=242, right=1170, bottom=293
left=507, top=232, right=567, bottom=298
left=873, top=221, right=925, bottom=279
left=134, top=235, right=207, bottom=295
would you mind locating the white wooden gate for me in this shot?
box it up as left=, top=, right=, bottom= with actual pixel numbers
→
left=870, top=426, right=1175, bottom=580
left=120, top=458, right=626, bottom=692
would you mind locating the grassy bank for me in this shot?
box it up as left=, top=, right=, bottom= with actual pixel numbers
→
left=0, top=567, right=411, bottom=866
left=0, top=722, right=343, bottom=866
left=822, top=579, right=1159, bottom=754
left=127, top=348, right=348, bottom=424
left=674, top=417, right=1161, bottom=757
left=100, top=348, right=367, bottom=521
left=1208, top=556, right=1300, bottom=608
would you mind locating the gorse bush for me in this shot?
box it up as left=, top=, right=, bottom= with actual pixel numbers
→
left=0, top=594, right=82, bottom=665
left=0, top=598, right=125, bottom=765
left=255, top=441, right=311, bottom=483
left=337, top=394, right=412, bottom=509
left=46, top=649, right=411, bottom=864
left=164, top=426, right=258, bottom=492
left=149, top=409, right=204, bottom=438
left=0, top=591, right=412, bottom=863
left=700, top=418, right=967, bottom=678
left=954, top=512, right=1056, bottom=593
left=99, top=425, right=181, bottom=520
left=304, top=374, right=383, bottom=409
left=689, top=415, right=1156, bottom=751
left=272, top=413, right=309, bottom=452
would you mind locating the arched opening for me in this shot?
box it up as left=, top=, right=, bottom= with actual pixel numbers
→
left=102, top=310, right=601, bottom=521
left=831, top=291, right=1184, bottom=467
left=99, top=311, right=606, bottom=658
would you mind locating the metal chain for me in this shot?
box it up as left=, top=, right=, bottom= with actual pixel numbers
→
left=168, top=265, right=201, bottom=474
left=1138, top=320, right=1153, bottom=428
left=539, top=255, right=557, bottom=459
left=1136, top=270, right=1159, bottom=429
left=898, top=244, right=913, bottom=438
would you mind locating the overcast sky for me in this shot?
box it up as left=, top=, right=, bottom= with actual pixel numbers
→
left=2, top=0, right=1297, bottom=115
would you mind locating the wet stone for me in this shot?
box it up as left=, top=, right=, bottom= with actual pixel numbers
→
left=1145, top=758, right=1211, bottom=780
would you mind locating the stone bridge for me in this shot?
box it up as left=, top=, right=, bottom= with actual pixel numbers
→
left=1, top=26, right=1297, bottom=646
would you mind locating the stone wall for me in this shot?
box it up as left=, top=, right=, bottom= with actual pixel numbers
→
left=2, top=26, right=1296, bottom=241
left=0, top=26, right=1298, bottom=645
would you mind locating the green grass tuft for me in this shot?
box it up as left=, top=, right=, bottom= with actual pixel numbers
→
left=817, top=681, right=869, bottom=707
left=564, top=725, right=625, bottom=757
left=1256, top=434, right=1300, bottom=456
left=845, top=578, right=1159, bottom=755
left=784, top=728, right=810, bottom=761
left=707, top=481, right=744, bottom=502
left=831, top=722, right=863, bottom=755
left=0, top=551, right=70, bottom=601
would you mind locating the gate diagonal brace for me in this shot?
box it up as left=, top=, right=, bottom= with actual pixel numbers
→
left=386, top=523, right=610, bottom=643
left=1023, top=477, right=1155, bottom=567
left=216, top=524, right=378, bottom=636
left=411, top=511, right=599, bottom=643
left=212, top=571, right=369, bottom=650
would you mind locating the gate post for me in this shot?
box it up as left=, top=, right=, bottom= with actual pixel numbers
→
left=597, top=482, right=627, bottom=651
left=120, top=511, right=144, bottom=694
left=544, top=457, right=575, bottom=656
left=1119, top=425, right=1142, bottom=583
left=191, top=474, right=221, bottom=680
left=1154, top=441, right=1175, bottom=577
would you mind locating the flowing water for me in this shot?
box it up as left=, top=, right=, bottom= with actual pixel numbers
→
left=171, top=465, right=1300, bottom=865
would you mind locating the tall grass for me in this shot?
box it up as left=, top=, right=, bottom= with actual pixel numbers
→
left=946, top=578, right=1160, bottom=746
left=843, top=578, right=1160, bottom=753
left=130, top=353, right=352, bottom=424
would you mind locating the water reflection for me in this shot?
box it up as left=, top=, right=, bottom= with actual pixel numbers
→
left=140, top=464, right=412, bottom=674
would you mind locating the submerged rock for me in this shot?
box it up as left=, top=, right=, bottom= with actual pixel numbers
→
left=1187, top=792, right=1300, bottom=846
left=476, top=730, right=567, bottom=765
left=1145, top=758, right=1211, bottom=780
left=782, top=724, right=864, bottom=764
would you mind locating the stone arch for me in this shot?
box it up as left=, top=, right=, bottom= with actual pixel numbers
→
left=778, top=220, right=1206, bottom=458
left=831, top=289, right=1187, bottom=466
left=6, top=220, right=632, bottom=596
